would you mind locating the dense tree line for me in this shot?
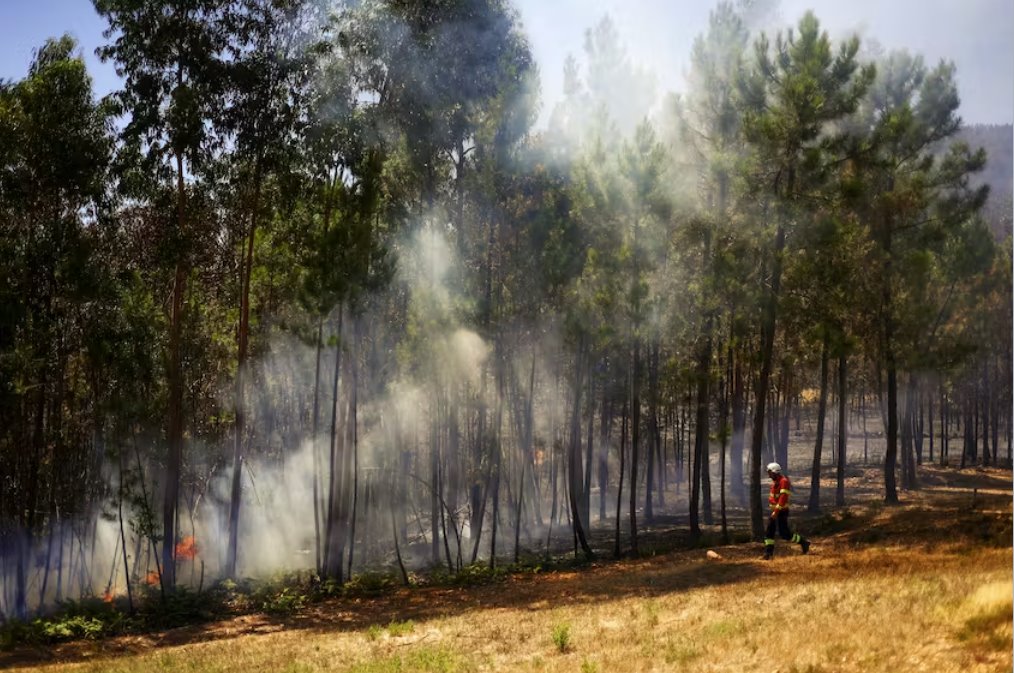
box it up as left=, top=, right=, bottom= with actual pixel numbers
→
left=0, top=0, right=1009, bottom=620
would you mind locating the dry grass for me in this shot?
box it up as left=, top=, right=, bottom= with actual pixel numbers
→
left=5, top=467, right=1012, bottom=673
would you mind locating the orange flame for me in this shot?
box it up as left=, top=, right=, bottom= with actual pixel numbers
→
left=102, top=589, right=114, bottom=603
left=175, top=535, right=198, bottom=561
left=145, top=570, right=160, bottom=586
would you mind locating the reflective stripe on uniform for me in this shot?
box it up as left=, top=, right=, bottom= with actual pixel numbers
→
left=791, top=533, right=801, bottom=543
left=764, top=539, right=775, bottom=546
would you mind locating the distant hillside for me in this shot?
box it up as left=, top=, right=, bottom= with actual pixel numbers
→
left=958, top=123, right=1012, bottom=240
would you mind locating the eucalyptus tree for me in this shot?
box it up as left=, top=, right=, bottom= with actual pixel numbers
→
left=298, top=42, right=395, bottom=582
left=222, top=0, right=318, bottom=580
left=95, top=0, right=234, bottom=589
left=0, top=35, right=115, bottom=618
left=737, top=11, right=874, bottom=536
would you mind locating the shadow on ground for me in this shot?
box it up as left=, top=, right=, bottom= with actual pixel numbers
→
left=2, top=464, right=1009, bottom=669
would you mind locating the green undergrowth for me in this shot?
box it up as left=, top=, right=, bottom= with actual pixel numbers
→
left=3, top=495, right=1007, bottom=653
left=0, top=555, right=595, bottom=651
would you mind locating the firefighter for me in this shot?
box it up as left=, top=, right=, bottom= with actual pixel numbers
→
left=763, top=462, right=810, bottom=560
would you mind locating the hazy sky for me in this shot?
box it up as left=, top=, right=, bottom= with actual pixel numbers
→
left=1, top=0, right=1011, bottom=126
left=515, top=0, right=1014, bottom=126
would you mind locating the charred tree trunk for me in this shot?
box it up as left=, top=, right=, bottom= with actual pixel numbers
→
left=323, top=308, right=345, bottom=580
left=629, top=341, right=641, bottom=556
left=568, top=341, right=593, bottom=558
left=808, top=333, right=830, bottom=513
left=583, top=358, right=595, bottom=528
left=311, top=319, right=324, bottom=574
left=614, top=399, right=628, bottom=559
left=835, top=350, right=847, bottom=507
left=598, top=391, right=612, bottom=523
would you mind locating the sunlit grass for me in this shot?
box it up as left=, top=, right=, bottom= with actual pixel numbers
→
left=8, top=480, right=1012, bottom=673
left=21, top=544, right=1009, bottom=673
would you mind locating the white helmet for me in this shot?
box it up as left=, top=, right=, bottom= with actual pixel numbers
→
left=766, top=462, right=782, bottom=474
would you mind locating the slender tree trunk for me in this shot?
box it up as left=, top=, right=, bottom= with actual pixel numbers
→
left=568, top=342, right=593, bottom=557
left=323, top=307, right=345, bottom=580
left=901, top=375, right=918, bottom=489
left=614, top=399, right=628, bottom=558
left=990, top=355, right=1000, bottom=466
left=432, top=401, right=443, bottom=565
left=719, top=334, right=731, bottom=543
left=629, top=341, right=641, bottom=555
left=940, top=383, right=948, bottom=465
left=347, top=330, right=360, bottom=579
left=836, top=350, right=847, bottom=506
left=583, top=358, right=595, bottom=528
left=750, top=221, right=786, bottom=538
left=809, top=333, right=830, bottom=512
left=163, top=145, right=189, bottom=591
left=981, top=364, right=991, bottom=466
left=490, top=351, right=505, bottom=567
left=730, top=346, right=746, bottom=504
left=598, top=392, right=611, bottom=523
left=915, top=388, right=924, bottom=465
left=882, top=221, right=900, bottom=503
left=311, top=319, right=324, bottom=574
left=118, top=450, right=134, bottom=614
left=226, top=162, right=262, bottom=579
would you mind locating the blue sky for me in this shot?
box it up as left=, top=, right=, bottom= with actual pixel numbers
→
left=0, top=1, right=119, bottom=96
left=2, top=0, right=1012, bottom=125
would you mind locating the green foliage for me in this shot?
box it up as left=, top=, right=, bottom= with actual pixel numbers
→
left=342, top=571, right=400, bottom=596
left=429, top=563, right=509, bottom=587
left=643, top=600, right=660, bottom=628
left=0, top=598, right=124, bottom=648
left=137, top=586, right=230, bottom=629
left=348, top=646, right=460, bottom=673
left=259, top=588, right=308, bottom=615
left=663, top=635, right=701, bottom=665
left=703, top=618, right=744, bottom=639
left=551, top=622, right=572, bottom=653
left=385, top=620, right=415, bottom=637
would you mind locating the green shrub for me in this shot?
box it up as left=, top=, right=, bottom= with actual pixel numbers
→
left=449, top=563, right=509, bottom=587
left=138, top=585, right=227, bottom=628
left=386, top=619, right=415, bottom=637
left=261, top=588, right=307, bottom=615
left=551, top=622, right=571, bottom=653
left=344, top=571, right=398, bottom=596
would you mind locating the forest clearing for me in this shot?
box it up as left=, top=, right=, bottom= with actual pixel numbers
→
left=2, top=463, right=1010, bottom=673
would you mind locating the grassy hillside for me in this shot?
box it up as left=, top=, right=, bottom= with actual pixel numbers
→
left=3, top=465, right=1010, bottom=673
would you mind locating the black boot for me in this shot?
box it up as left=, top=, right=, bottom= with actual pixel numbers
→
left=763, top=544, right=774, bottom=560
left=800, top=538, right=810, bottom=555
